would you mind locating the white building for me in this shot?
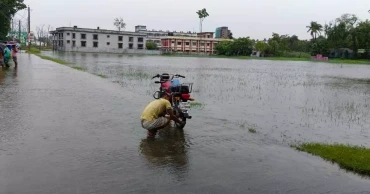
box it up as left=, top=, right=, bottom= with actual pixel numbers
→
left=50, top=26, right=151, bottom=54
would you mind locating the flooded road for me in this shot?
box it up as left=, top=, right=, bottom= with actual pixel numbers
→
left=0, top=53, right=370, bottom=193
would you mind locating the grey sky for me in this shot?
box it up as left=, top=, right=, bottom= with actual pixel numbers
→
left=22, top=0, right=370, bottom=40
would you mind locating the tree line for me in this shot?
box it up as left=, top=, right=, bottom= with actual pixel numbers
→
left=0, top=0, right=26, bottom=41
left=216, top=13, right=370, bottom=59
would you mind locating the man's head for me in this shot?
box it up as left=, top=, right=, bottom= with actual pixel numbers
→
left=161, top=92, right=170, bottom=100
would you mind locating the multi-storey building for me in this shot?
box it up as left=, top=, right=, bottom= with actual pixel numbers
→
left=161, top=32, right=232, bottom=55
left=135, top=25, right=197, bottom=48
left=50, top=26, right=147, bottom=53
left=215, top=26, right=231, bottom=39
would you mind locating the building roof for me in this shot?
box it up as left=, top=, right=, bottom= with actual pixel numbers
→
left=50, top=27, right=147, bottom=36
left=197, top=32, right=214, bottom=34
left=161, top=36, right=232, bottom=41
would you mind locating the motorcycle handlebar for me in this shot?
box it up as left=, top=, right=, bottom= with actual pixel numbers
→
left=152, top=74, right=185, bottom=79
left=152, top=74, right=160, bottom=79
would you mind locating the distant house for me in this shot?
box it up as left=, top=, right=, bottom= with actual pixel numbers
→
left=50, top=26, right=150, bottom=54
left=161, top=32, right=232, bottom=55
left=329, top=48, right=353, bottom=58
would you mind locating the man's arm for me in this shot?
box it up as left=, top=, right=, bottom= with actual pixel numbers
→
left=167, top=108, right=184, bottom=125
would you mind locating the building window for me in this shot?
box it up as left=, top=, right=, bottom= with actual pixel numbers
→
left=107, top=35, right=110, bottom=38
left=81, top=41, right=86, bottom=47
left=201, top=43, right=205, bottom=46
left=118, top=36, right=123, bottom=41
left=72, top=41, right=76, bottom=47
left=138, top=44, right=143, bottom=49
left=129, top=37, right=133, bottom=42
left=118, top=43, right=123, bottom=49
left=67, top=40, right=70, bottom=44
left=81, top=34, right=86, bottom=39
left=129, top=43, right=133, bottom=49
left=93, top=42, right=98, bottom=48
left=67, top=33, right=70, bottom=36
left=177, top=42, right=182, bottom=45
left=207, top=35, right=211, bottom=38
left=207, top=43, right=210, bottom=46
left=72, top=33, right=76, bottom=39
left=138, top=37, right=143, bottom=42
left=107, top=42, right=110, bottom=46
left=192, top=42, right=197, bottom=46
left=93, top=34, right=98, bottom=40
left=186, top=42, right=190, bottom=46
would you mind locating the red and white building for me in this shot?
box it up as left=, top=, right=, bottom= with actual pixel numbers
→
left=161, top=32, right=232, bottom=55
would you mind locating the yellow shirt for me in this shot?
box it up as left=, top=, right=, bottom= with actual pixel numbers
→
left=141, top=98, right=172, bottom=121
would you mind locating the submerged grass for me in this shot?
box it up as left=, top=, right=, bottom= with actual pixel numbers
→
left=121, top=72, right=152, bottom=79
left=162, top=53, right=370, bottom=65
left=26, top=48, right=69, bottom=65
left=294, top=143, right=370, bottom=176
left=96, top=74, right=108, bottom=78
left=189, top=102, right=203, bottom=107
left=71, top=66, right=87, bottom=71
left=248, top=128, right=257, bottom=133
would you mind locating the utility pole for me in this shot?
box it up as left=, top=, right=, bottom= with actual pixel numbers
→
left=19, top=20, right=21, bottom=44
left=28, top=6, right=31, bottom=50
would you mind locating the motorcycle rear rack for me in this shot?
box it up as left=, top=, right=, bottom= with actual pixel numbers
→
left=171, top=83, right=194, bottom=94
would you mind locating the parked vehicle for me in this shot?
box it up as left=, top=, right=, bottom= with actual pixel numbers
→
left=151, top=73, right=194, bottom=128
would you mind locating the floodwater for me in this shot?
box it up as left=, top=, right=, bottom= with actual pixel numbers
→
left=1, top=52, right=370, bottom=193
left=43, top=51, right=370, bottom=146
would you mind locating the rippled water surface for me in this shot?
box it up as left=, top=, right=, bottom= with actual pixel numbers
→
left=0, top=52, right=370, bottom=193
left=43, top=51, right=370, bottom=145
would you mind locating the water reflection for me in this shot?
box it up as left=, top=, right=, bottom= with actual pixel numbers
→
left=139, top=127, right=189, bottom=180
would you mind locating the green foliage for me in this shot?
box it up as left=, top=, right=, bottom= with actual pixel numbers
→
left=311, top=36, right=329, bottom=56
left=215, top=38, right=253, bottom=56
left=145, top=42, right=158, bottom=50
left=255, top=41, right=269, bottom=53
left=306, top=21, right=323, bottom=40
left=196, top=8, right=209, bottom=32
left=0, top=0, right=27, bottom=40
left=295, top=143, right=370, bottom=175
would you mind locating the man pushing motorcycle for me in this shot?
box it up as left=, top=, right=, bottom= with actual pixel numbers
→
left=140, top=92, right=185, bottom=137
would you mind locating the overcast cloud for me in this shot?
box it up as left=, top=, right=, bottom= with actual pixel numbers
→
left=20, top=0, right=370, bottom=40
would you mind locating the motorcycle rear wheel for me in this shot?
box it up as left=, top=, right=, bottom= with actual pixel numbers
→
left=173, top=107, right=186, bottom=129
left=175, top=117, right=186, bottom=129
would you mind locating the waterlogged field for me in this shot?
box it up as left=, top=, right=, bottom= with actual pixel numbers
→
left=43, top=51, right=370, bottom=146
left=37, top=51, right=370, bottom=192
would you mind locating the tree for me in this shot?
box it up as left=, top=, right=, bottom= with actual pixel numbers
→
left=228, top=32, right=233, bottom=39
left=196, top=8, right=209, bottom=33
left=0, top=0, right=27, bottom=40
left=146, top=42, right=158, bottom=50
left=36, top=24, right=45, bottom=48
left=255, top=41, right=268, bottom=54
left=215, top=38, right=253, bottom=56
left=311, top=36, right=329, bottom=56
left=114, top=18, right=126, bottom=31
left=306, top=21, right=323, bottom=40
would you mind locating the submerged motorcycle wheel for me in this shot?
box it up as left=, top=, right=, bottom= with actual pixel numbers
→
left=174, top=107, right=186, bottom=129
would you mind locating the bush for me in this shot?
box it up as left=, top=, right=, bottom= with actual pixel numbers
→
left=146, top=42, right=158, bottom=50
left=279, top=51, right=311, bottom=58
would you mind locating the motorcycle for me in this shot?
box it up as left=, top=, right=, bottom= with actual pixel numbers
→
left=151, top=73, right=195, bottom=128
